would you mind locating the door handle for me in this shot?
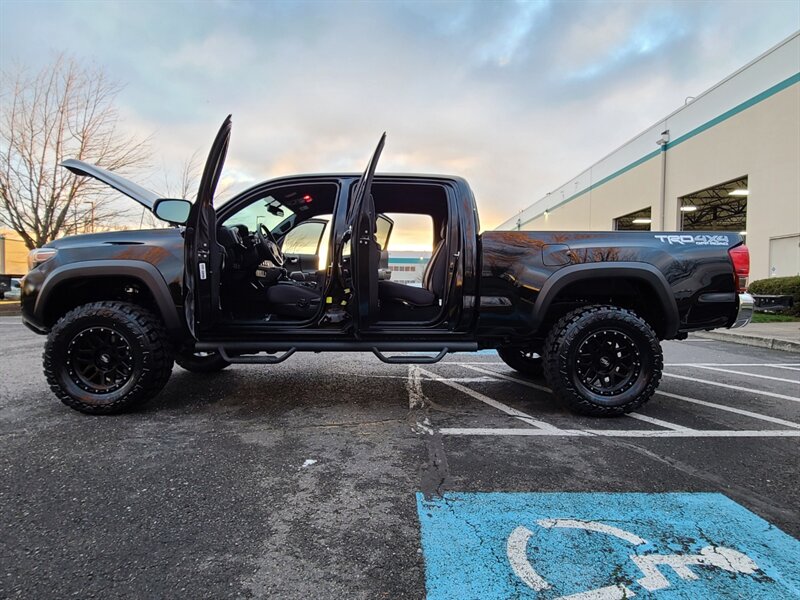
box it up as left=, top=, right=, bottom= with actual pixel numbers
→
left=288, top=257, right=299, bottom=264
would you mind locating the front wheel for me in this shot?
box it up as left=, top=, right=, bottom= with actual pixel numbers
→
left=44, top=301, right=173, bottom=415
left=543, top=305, right=662, bottom=417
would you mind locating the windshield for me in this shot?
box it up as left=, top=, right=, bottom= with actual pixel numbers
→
left=223, top=196, right=295, bottom=233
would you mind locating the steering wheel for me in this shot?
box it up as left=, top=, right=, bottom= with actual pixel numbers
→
left=255, top=223, right=285, bottom=267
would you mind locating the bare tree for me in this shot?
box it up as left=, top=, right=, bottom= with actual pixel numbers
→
left=0, top=55, right=150, bottom=249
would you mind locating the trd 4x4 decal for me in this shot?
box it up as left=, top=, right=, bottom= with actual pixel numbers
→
left=654, top=234, right=730, bottom=246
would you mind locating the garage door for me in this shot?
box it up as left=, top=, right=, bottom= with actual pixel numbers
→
left=769, top=234, right=800, bottom=277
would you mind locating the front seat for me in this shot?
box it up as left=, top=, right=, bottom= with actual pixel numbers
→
left=378, top=222, right=448, bottom=307
left=264, top=281, right=321, bottom=318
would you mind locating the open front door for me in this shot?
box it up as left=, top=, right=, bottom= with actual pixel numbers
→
left=348, top=133, right=385, bottom=331
left=184, top=115, right=232, bottom=339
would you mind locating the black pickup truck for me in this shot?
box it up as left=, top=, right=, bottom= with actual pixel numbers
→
left=21, top=117, right=753, bottom=416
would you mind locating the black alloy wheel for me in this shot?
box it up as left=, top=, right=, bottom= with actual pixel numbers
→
left=573, top=329, right=640, bottom=397
left=44, top=301, right=173, bottom=414
left=543, top=305, right=662, bottom=416
left=66, top=326, right=135, bottom=394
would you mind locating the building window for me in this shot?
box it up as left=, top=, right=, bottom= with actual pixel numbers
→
left=679, top=176, right=747, bottom=239
left=614, top=207, right=652, bottom=231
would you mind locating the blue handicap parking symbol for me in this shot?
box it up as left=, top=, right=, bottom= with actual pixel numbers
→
left=416, top=492, right=800, bottom=599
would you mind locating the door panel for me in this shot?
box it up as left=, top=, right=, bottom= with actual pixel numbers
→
left=184, top=115, right=232, bottom=339
left=348, top=133, right=386, bottom=330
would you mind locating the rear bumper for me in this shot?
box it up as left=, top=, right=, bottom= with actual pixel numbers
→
left=730, top=292, right=754, bottom=329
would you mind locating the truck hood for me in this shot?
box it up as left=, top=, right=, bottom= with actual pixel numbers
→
left=61, top=159, right=161, bottom=210
left=45, top=228, right=182, bottom=250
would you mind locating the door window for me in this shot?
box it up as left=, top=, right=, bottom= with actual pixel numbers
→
left=281, top=221, right=326, bottom=256
left=376, top=215, right=393, bottom=249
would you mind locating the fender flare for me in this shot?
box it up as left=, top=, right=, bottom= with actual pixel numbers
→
left=35, top=260, right=183, bottom=333
left=531, top=262, right=680, bottom=338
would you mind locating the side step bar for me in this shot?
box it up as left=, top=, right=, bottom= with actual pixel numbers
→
left=217, top=348, right=296, bottom=364
left=371, top=348, right=449, bottom=364
left=198, top=341, right=478, bottom=365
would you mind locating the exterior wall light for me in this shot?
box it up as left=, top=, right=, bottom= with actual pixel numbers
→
left=632, top=218, right=652, bottom=224
left=680, top=206, right=698, bottom=212
left=729, top=189, right=749, bottom=196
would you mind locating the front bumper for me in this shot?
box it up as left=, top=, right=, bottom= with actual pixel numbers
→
left=730, top=292, right=754, bottom=329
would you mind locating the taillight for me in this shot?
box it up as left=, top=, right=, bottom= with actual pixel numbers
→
left=728, top=245, right=749, bottom=293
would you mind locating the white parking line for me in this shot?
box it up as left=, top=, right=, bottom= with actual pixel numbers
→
left=666, top=363, right=800, bottom=367
left=469, top=362, right=800, bottom=429
left=675, top=365, right=799, bottom=384
left=662, top=373, right=799, bottom=403
left=769, top=365, right=800, bottom=372
left=364, top=374, right=496, bottom=383
left=655, top=391, right=800, bottom=430
left=459, top=364, right=550, bottom=392
left=461, top=364, right=694, bottom=432
left=443, top=360, right=504, bottom=365
left=423, top=360, right=800, bottom=438
left=626, top=413, right=694, bottom=431
left=439, top=428, right=800, bottom=438
left=417, top=367, right=561, bottom=431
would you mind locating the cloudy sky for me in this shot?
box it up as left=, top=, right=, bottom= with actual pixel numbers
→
left=1, top=0, right=798, bottom=243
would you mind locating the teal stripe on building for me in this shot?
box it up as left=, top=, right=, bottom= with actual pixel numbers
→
left=519, top=71, right=800, bottom=227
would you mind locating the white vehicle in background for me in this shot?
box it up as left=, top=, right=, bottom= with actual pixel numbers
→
left=4, top=278, right=22, bottom=300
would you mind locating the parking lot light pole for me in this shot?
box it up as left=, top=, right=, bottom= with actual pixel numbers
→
left=657, top=130, right=670, bottom=230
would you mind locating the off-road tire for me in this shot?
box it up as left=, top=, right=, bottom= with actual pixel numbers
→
left=543, top=305, right=662, bottom=417
left=44, top=301, right=173, bottom=415
left=497, top=347, right=544, bottom=379
left=175, top=350, right=230, bottom=373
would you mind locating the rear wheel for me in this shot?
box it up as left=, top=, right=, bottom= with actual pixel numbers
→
left=543, top=305, right=662, bottom=416
left=175, top=350, right=230, bottom=373
left=497, top=347, right=543, bottom=378
left=44, top=301, right=173, bottom=415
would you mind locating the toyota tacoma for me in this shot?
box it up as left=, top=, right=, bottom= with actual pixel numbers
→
left=20, top=117, right=754, bottom=416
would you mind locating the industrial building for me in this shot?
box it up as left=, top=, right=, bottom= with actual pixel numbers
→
left=497, top=32, right=800, bottom=281
left=0, top=229, right=27, bottom=276
left=387, top=251, right=431, bottom=286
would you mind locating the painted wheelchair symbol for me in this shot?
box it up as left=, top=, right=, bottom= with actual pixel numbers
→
left=507, top=519, right=760, bottom=599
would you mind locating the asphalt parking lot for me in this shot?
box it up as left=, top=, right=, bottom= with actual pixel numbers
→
left=1, top=316, right=798, bottom=599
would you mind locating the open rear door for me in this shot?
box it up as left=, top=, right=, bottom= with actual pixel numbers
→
left=348, top=133, right=385, bottom=331
left=184, top=115, right=232, bottom=339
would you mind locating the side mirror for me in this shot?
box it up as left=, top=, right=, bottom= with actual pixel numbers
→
left=153, top=198, right=192, bottom=225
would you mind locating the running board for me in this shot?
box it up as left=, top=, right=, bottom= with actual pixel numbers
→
left=372, top=348, right=449, bottom=364
left=217, top=348, right=296, bottom=364
left=198, top=340, right=478, bottom=364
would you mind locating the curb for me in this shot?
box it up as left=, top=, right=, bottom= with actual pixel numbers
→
left=694, top=331, right=800, bottom=354
left=0, top=302, right=20, bottom=317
